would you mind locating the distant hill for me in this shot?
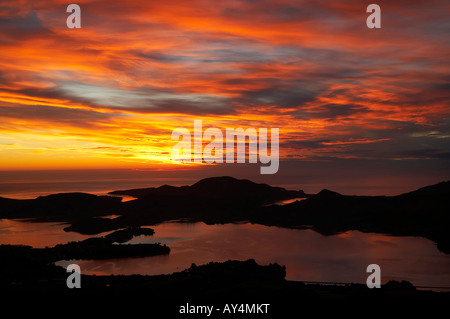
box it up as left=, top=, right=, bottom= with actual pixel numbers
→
left=109, top=176, right=306, bottom=202
left=0, top=193, right=121, bottom=221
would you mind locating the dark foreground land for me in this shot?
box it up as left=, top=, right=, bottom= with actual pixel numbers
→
left=1, top=254, right=448, bottom=315
left=1, top=236, right=449, bottom=314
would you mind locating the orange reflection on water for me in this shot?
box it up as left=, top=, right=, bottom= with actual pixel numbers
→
left=1, top=219, right=449, bottom=288
left=0, top=219, right=92, bottom=247
left=60, top=222, right=450, bottom=288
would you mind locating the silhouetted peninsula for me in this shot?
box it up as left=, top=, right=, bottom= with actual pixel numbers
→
left=104, top=227, right=155, bottom=243
left=0, top=238, right=169, bottom=264
left=49, top=237, right=169, bottom=260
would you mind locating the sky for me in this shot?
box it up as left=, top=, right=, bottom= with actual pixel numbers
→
left=0, top=0, right=449, bottom=194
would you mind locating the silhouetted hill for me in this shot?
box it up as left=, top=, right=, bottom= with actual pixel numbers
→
left=315, top=189, right=344, bottom=199
left=397, top=181, right=450, bottom=198
left=109, top=176, right=306, bottom=202
left=0, top=193, right=122, bottom=221
left=190, top=176, right=304, bottom=200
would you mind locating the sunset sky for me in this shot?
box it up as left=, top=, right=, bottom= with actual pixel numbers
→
left=0, top=0, right=449, bottom=194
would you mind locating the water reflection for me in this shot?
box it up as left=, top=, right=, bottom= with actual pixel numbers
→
left=1, top=219, right=448, bottom=288
left=0, top=219, right=92, bottom=247
left=266, top=197, right=306, bottom=206
left=58, top=222, right=450, bottom=288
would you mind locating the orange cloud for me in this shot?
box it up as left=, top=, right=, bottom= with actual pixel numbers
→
left=0, top=0, right=449, bottom=170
